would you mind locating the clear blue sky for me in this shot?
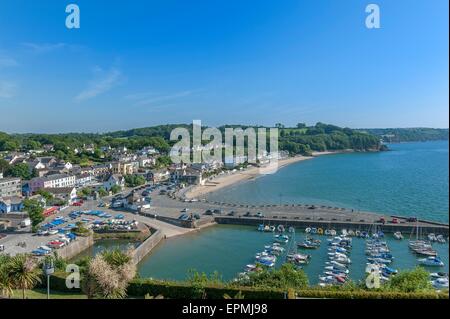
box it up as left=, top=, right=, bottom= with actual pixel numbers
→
left=0, top=0, right=448, bottom=133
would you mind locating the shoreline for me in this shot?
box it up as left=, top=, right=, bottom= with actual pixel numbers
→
left=183, top=151, right=345, bottom=200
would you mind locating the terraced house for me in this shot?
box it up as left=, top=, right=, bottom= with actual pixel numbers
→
left=29, top=174, right=76, bottom=193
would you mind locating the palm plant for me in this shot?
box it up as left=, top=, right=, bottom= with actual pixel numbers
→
left=0, top=255, right=13, bottom=298
left=7, top=254, right=41, bottom=299
left=82, top=249, right=136, bottom=299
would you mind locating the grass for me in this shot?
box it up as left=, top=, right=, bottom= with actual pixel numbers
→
left=10, top=289, right=87, bottom=299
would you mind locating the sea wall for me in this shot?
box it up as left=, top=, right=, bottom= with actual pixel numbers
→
left=56, top=234, right=94, bottom=259
left=139, top=211, right=195, bottom=228
left=214, top=216, right=449, bottom=236
left=131, top=228, right=164, bottom=265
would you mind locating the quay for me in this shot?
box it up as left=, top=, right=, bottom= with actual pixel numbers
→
left=214, top=215, right=449, bottom=236
left=150, top=193, right=449, bottom=236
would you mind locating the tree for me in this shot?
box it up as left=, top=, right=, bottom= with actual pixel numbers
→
left=6, top=163, right=33, bottom=180
left=98, top=187, right=108, bottom=198
left=155, top=155, right=172, bottom=168
left=384, top=267, right=433, bottom=293
left=36, top=189, right=53, bottom=202
left=296, top=123, right=306, bottom=129
left=23, top=199, right=44, bottom=229
left=0, top=159, right=10, bottom=175
left=7, top=254, right=42, bottom=299
left=110, top=184, right=122, bottom=194
left=0, top=255, right=13, bottom=298
left=235, top=263, right=309, bottom=290
left=124, top=175, right=146, bottom=187
left=82, top=250, right=136, bottom=299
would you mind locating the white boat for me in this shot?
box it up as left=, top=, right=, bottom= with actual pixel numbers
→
left=330, top=256, right=351, bottom=264
left=324, top=266, right=349, bottom=274
left=367, top=257, right=392, bottom=264
left=430, top=272, right=448, bottom=279
left=245, top=264, right=257, bottom=272
left=305, top=227, right=311, bottom=233
left=431, top=277, right=449, bottom=289
left=428, top=233, right=437, bottom=242
left=326, top=260, right=348, bottom=270
left=274, top=234, right=289, bottom=244
left=393, top=231, right=403, bottom=240
left=436, top=235, right=446, bottom=244
left=418, top=256, right=444, bottom=267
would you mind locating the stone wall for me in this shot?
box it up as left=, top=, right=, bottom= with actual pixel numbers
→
left=214, top=216, right=449, bottom=236
left=55, top=234, right=94, bottom=259
left=131, top=228, right=164, bottom=265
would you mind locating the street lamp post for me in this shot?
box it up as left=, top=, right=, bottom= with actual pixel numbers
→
left=43, top=259, right=55, bottom=300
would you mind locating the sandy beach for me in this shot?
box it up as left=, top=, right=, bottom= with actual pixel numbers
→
left=183, top=151, right=340, bottom=199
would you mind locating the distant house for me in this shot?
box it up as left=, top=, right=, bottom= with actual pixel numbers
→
left=0, top=196, right=24, bottom=214
left=46, top=187, right=78, bottom=204
left=124, top=191, right=150, bottom=212
left=150, top=169, right=170, bottom=183
left=138, top=146, right=159, bottom=156
left=138, top=156, right=156, bottom=168
left=103, top=174, right=125, bottom=191
left=171, top=168, right=203, bottom=185
left=0, top=177, right=22, bottom=198
left=42, top=144, right=54, bottom=152
left=111, top=161, right=138, bottom=175
left=3, top=153, right=27, bottom=165
left=75, top=173, right=93, bottom=187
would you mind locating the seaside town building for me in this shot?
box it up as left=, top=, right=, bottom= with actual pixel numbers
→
left=0, top=177, right=22, bottom=198
left=0, top=196, right=24, bottom=214
left=29, top=174, right=76, bottom=193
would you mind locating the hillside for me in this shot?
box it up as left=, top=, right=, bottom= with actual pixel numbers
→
left=358, top=128, right=449, bottom=143
left=1, top=123, right=384, bottom=164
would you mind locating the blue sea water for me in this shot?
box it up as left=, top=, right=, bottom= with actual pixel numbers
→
left=207, top=141, right=449, bottom=223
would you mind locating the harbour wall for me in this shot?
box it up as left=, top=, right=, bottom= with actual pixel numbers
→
left=131, top=227, right=164, bottom=265
left=56, top=234, right=94, bottom=259
left=214, top=216, right=449, bottom=236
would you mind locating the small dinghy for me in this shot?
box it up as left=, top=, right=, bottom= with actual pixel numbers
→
left=393, top=231, right=403, bottom=240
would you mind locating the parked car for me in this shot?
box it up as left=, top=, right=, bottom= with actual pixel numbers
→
left=407, top=217, right=418, bottom=222
left=204, top=209, right=213, bottom=215
left=213, top=209, right=222, bottom=215
left=244, top=212, right=251, bottom=217
left=391, top=218, right=399, bottom=224
left=255, top=212, right=264, bottom=218
left=227, top=211, right=236, bottom=216
left=193, top=213, right=201, bottom=220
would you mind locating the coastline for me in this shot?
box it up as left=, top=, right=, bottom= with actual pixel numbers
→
left=183, top=151, right=344, bottom=199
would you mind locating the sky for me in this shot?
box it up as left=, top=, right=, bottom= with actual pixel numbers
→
left=0, top=0, right=448, bottom=133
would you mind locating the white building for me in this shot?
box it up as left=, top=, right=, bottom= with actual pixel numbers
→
left=29, top=174, right=76, bottom=193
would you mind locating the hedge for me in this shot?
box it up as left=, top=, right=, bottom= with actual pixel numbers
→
left=296, top=289, right=449, bottom=299
left=42, top=273, right=449, bottom=299
left=128, top=279, right=285, bottom=299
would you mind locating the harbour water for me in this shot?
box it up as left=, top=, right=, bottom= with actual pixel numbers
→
left=136, top=224, right=449, bottom=284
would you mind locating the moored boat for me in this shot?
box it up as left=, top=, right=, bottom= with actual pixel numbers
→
left=418, top=256, right=445, bottom=267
